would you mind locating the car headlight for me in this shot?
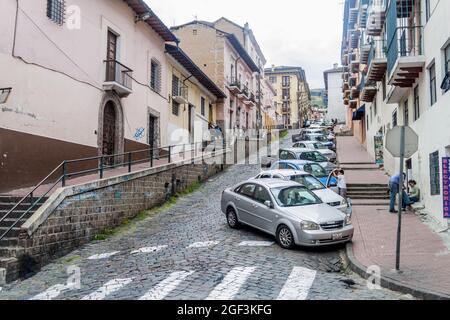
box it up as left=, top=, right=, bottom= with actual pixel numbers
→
left=300, top=221, right=320, bottom=230
left=341, top=198, right=348, bottom=206
left=345, top=215, right=352, bottom=226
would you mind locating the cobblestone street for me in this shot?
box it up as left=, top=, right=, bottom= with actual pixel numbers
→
left=0, top=136, right=411, bottom=300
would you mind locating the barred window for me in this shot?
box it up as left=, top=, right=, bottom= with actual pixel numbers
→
left=429, top=151, right=441, bottom=196
left=201, top=97, right=206, bottom=116
left=172, top=101, right=180, bottom=116
left=47, top=0, right=65, bottom=25
left=172, top=75, right=180, bottom=96
left=150, top=59, right=162, bottom=93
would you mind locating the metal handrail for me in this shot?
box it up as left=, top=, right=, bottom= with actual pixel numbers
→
left=0, top=140, right=227, bottom=242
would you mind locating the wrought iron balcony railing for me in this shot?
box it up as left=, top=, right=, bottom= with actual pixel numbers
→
left=104, top=60, right=133, bottom=90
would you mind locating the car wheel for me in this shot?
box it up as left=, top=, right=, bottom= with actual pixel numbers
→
left=276, top=225, right=295, bottom=249
left=226, top=208, right=240, bottom=229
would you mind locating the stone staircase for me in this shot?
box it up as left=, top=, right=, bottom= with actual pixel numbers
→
left=0, top=195, right=48, bottom=282
left=347, top=184, right=390, bottom=206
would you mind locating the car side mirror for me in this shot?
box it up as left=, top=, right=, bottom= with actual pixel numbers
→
left=264, top=200, right=274, bottom=209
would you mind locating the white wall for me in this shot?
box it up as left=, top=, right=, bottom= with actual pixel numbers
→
left=325, top=71, right=347, bottom=123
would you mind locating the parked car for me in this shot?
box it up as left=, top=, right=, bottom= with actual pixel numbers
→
left=221, top=179, right=354, bottom=249
left=269, top=160, right=338, bottom=191
left=254, top=170, right=352, bottom=215
left=299, top=133, right=336, bottom=151
left=278, top=148, right=337, bottom=173
left=292, top=141, right=337, bottom=162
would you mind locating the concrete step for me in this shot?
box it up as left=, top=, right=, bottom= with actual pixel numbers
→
left=0, top=218, right=28, bottom=228
left=349, top=196, right=390, bottom=200
left=347, top=184, right=388, bottom=188
left=347, top=187, right=389, bottom=192
left=0, top=202, right=45, bottom=211
left=0, top=237, right=19, bottom=247
left=0, top=227, right=21, bottom=238
left=0, top=196, right=48, bottom=204
left=0, top=210, right=36, bottom=220
left=351, top=199, right=390, bottom=206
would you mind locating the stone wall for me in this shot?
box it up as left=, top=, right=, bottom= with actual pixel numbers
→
left=10, top=154, right=227, bottom=281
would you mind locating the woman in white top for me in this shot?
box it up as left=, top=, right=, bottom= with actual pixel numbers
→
left=333, top=169, right=347, bottom=198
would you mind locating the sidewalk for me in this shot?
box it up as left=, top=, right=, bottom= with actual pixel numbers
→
left=337, top=136, right=450, bottom=299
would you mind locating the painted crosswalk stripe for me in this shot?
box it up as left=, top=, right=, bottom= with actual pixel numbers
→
left=139, top=271, right=194, bottom=300
left=205, top=267, right=257, bottom=300
left=238, top=241, right=275, bottom=247
left=277, top=267, right=317, bottom=300
left=131, top=245, right=167, bottom=255
left=30, top=284, right=71, bottom=300
left=81, top=278, right=133, bottom=300
left=187, top=241, right=220, bottom=249
left=87, top=251, right=120, bottom=260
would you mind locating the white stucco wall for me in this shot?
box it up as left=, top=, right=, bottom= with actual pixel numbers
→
left=325, top=71, right=347, bottom=123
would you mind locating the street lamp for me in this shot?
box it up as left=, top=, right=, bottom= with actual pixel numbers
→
left=0, top=88, right=12, bottom=104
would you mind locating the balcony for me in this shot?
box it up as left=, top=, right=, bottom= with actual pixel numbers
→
left=238, top=85, right=250, bottom=100
left=227, top=77, right=242, bottom=94
left=360, top=31, right=371, bottom=65
left=349, top=29, right=361, bottom=49
left=172, top=82, right=188, bottom=104
left=350, top=85, right=360, bottom=100
left=366, top=0, right=387, bottom=36
left=281, top=107, right=291, bottom=114
left=103, top=60, right=133, bottom=98
left=244, top=92, right=256, bottom=108
left=349, top=99, right=358, bottom=109
left=349, top=7, right=359, bottom=26
left=366, top=39, right=387, bottom=82
left=360, top=75, right=378, bottom=102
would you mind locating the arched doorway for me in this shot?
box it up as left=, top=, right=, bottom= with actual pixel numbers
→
left=98, top=93, right=124, bottom=163
left=102, top=101, right=116, bottom=162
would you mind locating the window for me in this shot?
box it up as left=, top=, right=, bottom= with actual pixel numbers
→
left=282, top=76, right=290, bottom=86
left=429, top=63, right=437, bottom=106
left=443, top=44, right=450, bottom=93
left=282, top=89, right=290, bottom=99
left=238, top=184, right=256, bottom=198
left=172, top=75, right=180, bottom=96
left=172, top=101, right=180, bottom=116
left=269, top=76, right=277, bottom=84
left=254, top=186, right=271, bottom=204
left=150, top=59, right=162, bottom=93
left=373, top=97, right=377, bottom=116
left=382, top=76, right=387, bottom=101
left=279, top=150, right=296, bottom=160
left=425, top=0, right=431, bottom=22
left=414, top=86, right=420, bottom=121
left=47, top=0, right=65, bottom=25
left=404, top=99, right=409, bottom=126
left=429, top=151, right=441, bottom=196
left=201, top=97, right=206, bottom=117
left=367, top=115, right=370, bottom=131
left=392, top=110, right=398, bottom=127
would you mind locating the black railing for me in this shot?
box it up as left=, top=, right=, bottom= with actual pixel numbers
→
left=104, top=59, right=133, bottom=90
left=228, top=77, right=241, bottom=89
left=0, top=140, right=226, bottom=242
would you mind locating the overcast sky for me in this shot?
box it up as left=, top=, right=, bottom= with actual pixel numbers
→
left=146, top=0, right=344, bottom=89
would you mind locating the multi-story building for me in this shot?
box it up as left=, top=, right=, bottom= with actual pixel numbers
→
left=341, top=0, right=450, bottom=227
left=260, top=78, right=279, bottom=130
left=0, top=0, right=182, bottom=192
left=324, top=64, right=346, bottom=123
left=165, top=45, right=227, bottom=146
left=170, top=20, right=260, bottom=136
left=265, top=66, right=311, bottom=129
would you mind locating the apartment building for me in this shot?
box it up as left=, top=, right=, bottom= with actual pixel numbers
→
left=324, top=64, right=346, bottom=123
left=341, top=0, right=450, bottom=226
left=165, top=44, right=226, bottom=146
left=171, top=20, right=260, bottom=136
left=265, top=66, right=311, bottom=129
left=0, top=0, right=179, bottom=192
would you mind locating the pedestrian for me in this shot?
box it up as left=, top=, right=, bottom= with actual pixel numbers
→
left=389, top=173, right=412, bottom=213
left=333, top=169, right=347, bottom=198
left=407, top=180, right=420, bottom=204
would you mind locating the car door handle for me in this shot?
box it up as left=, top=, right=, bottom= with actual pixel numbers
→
left=251, top=204, right=259, bottom=208
left=234, top=197, right=241, bottom=201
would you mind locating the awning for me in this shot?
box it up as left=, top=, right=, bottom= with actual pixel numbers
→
left=352, top=104, right=365, bottom=121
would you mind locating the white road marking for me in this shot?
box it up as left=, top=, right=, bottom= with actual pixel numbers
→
left=277, top=267, right=317, bottom=300
left=187, top=241, right=220, bottom=248
left=87, top=251, right=120, bottom=260
left=30, top=284, right=72, bottom=300
left=206, top=267, right=257, bottom=300
left=238, top=241, right=275, bottom=247
left=81, top=278, right=133, bottom=300
left=131, top=245, right=167, bottom=255
left=139, top=271, right=194, bottom=300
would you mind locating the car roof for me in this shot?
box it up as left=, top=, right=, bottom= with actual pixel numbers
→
left=246, top=178, right=301, bottom=189
left=280, top=147, right=316, bottom=153
left=274, top=159, right=314, bottom=165
left=259, top=169, right=310, bottom=177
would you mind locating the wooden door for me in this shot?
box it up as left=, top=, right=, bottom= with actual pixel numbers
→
left=106, top=31, right=117, bottom=81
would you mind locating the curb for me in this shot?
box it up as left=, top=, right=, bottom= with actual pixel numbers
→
left=344, top=243, right=450, bottom=300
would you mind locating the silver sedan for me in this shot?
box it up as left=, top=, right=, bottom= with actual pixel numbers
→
left=221, top=179, right=354, bottom=249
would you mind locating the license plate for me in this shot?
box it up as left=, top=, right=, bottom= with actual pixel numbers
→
left=332, top=233, right=343, bottom=240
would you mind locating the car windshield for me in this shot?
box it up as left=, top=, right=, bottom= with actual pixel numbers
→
left=314, top=143, right=326, bottom=149
left=312, top=151, right=328, bottom=162
left=271, top=186, right=322, bottom=207
left=290, top=175, right=325, bottom=191
left=309, top=164, right=328, bottom=178
left=315, top=136, right=328, bottom=142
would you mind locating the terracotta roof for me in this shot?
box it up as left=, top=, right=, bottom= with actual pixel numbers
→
left=123, top=0, right=178, bottom=43
left=165, top=45, right=227, bottom=99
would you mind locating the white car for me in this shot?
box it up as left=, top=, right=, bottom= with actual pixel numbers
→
left=292, top=141, right=336, bottom=162
left=254, top=169, right=352, bottom=216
